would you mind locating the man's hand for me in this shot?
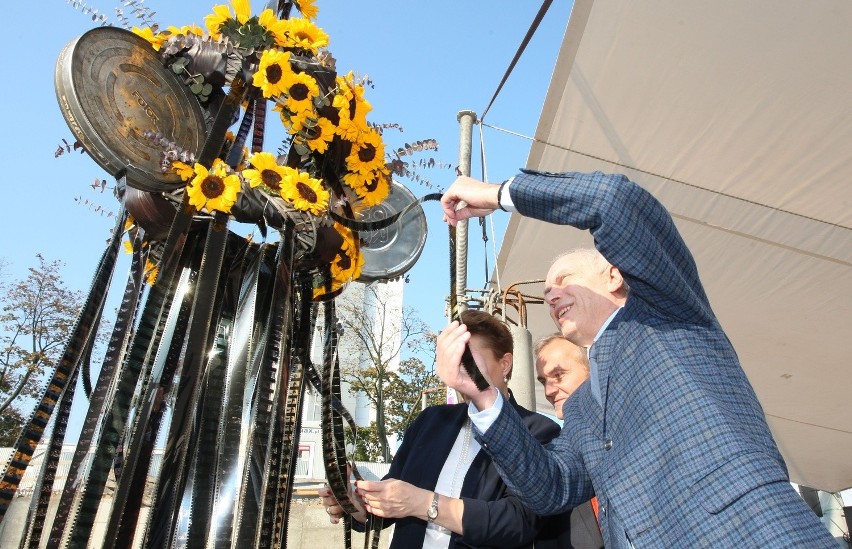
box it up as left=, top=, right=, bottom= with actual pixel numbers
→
left=436, top=321, right=497, bottom=411
left=441, top=176, right=501, bottom=226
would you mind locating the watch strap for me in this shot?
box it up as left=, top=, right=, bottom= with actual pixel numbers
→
left=427, top=491, right=439, bottom=522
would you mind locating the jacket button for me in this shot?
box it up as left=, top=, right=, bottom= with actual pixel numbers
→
left=603, top=439, right=613, bottom=450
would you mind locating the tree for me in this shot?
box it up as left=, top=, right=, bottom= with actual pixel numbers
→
left=0, top=255, right=86, bottom=438
left=385, top=357, right=444, bottom=439
left=336, top=282, right=436, bottom=461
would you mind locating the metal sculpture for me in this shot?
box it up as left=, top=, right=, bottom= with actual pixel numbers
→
left=0, top=2, right=430, bottom=547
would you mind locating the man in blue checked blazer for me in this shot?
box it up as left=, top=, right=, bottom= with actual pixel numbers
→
left=437, top=170, right=836, bottom=548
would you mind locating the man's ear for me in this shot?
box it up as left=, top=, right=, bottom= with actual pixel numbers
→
left=500, top=352, right=513, bottom=379
left=606, top=265, right=625, bottom=294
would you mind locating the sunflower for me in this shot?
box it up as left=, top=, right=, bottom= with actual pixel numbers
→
left=204, top=4, right=233, bottom=38
left=171, top=161, right=196, bottom=181
left=300, top=116, right=335, bottom=154
left=258, top=8, right=283, bottom=36
left=231, top=0, right=251, bottom=24
left=311, top=222, right=365, bottom=299
left=166, top=24, right=205, bottom=37
left=273, top=102, right=311, bottom=135
left=253, top=49, right=294, bottom=98
left=281, top=170, right=329, bottom=215
left=344, top=167, right=391, bottom=207
left=278, top=70, right=320, bottom=115
left=273, top=18, right=329, bottom=54
left=295, top=0, right=319, bottom=20
left=241, top=152, right=294, bottom=193
left=144, top=258, right=159, bottom=285
left=330, top=224, right=365, bottom=282
left=186, top=159, right=242, bottom=213
left=132, top=26, right=168, bottom=51
left=345, top=128, right=385, bottom=175
left=332, top=73, right=372, bottom=140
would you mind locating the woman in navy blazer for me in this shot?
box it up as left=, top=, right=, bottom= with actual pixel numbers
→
left=321, top=310, right=572, bottom=548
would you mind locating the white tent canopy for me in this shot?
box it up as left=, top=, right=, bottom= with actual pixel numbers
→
left=497, top=0, right=852, bottom=492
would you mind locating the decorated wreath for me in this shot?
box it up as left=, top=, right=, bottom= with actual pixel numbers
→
left=112, top=0, right=410, bottom=298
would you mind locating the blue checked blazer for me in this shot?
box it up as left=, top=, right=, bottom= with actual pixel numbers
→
left=476, top=170, right=835, bottom=548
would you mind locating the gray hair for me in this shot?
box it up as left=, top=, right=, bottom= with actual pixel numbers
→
left=550, top=248, right=630, bottom=295
left=533, top=333, right=589, bottom=371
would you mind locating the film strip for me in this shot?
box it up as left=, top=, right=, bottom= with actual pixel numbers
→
left=448, top=225, right=490, bottom=391
left=329, top=192, right=442, bottom=233
left=19, top=340, right=80, bottom=548
left=144, top=213, right=233, bottom=549
left=318, top=300, right=384, bottom=549
left=271, top=272, right=316, bottom=548
left=0, top=208, right=128, bottom=523
left=253, top=231, right=297, bottom=548
left=38, top=231, right=147, bottom=549
left=204, top=243, right=269, bottom=546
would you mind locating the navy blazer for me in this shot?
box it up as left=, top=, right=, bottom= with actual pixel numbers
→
left=475, top=170, right=835, bottom=548
left=379, top=396, right=571, bottom=548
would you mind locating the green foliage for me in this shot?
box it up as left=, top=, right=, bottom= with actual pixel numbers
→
left=345, top=422, right=383, bottom=462
left=0, top=407, right=25, bottom=447
left=385, top=357, right=443, bottom=439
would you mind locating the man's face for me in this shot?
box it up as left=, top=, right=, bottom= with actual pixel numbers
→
left=544, top=253, right=619, bottom=347
left=535, top=338, right=589, bottom=420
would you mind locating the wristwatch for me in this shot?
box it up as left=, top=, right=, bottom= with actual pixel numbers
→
left=426, top=492, right=439, bottom=522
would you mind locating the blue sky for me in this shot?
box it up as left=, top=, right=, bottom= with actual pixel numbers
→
left=0, top=0, right=573, bottom=334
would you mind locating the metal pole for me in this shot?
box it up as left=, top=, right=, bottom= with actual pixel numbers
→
left=454, top=110, right=476, bottom=315
left=508, top=325, right=536, bottom=410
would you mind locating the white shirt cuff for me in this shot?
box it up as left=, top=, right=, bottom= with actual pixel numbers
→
left=499, top=177, right=517, bottom=212
left=467, top=388, right=504, bottom=433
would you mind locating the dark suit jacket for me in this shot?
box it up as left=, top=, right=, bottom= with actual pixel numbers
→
left=380, top=396, right=572, bottom=548
left=475, top=170, right=836, bottom=548
left=537, top=499, right=603, bottom=549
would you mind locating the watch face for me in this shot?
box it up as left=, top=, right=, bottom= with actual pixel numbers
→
left=427, top=494, right=439, bottom=520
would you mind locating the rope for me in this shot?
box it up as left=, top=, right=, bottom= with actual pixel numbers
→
left=480, top=0, right=555, bottom=122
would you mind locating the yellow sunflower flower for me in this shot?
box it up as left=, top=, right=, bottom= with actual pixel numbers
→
left=345, top=128, right=386, bottom=175
left=333, top=73, right=372, bottom=140
left=281, top=171, right=329, bottom=215
left=167, top=24, right=205, bottom=37
left=253, top=49, right=294, bottom=98
left=345, top=167, right=391, bottom=207
left=257, top=8, right=281, bottom=34
left=330, top=226, right=364, bottom=282
left=301, top=116, right=336, bottom=154
left=241, top=152, right=295, bottom=193
left=295, top=0, right=319, bottom=20
left=273, top=102, right=310, bottom=134
left=273, top=18, right=329, bottom=54
left=144, top=258, right=159, bottom=285
left=132, top=26, right=167, bottom=51
left=231, top=0, right=252, bottom=24
left=279, top=71, right=320, bottom=115
left=171, top=161, right=196, bottom=181
left=186, top=159, right=242, bottom=213
left=123, top=239, right=134, bottom=255
left=204, top=4, right=233, bottom=38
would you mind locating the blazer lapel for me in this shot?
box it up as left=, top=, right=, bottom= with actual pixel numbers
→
left=421, top=407, right=469, bottom=490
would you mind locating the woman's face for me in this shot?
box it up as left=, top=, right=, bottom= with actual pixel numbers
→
left=466, top=334, right=511, bottom=394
